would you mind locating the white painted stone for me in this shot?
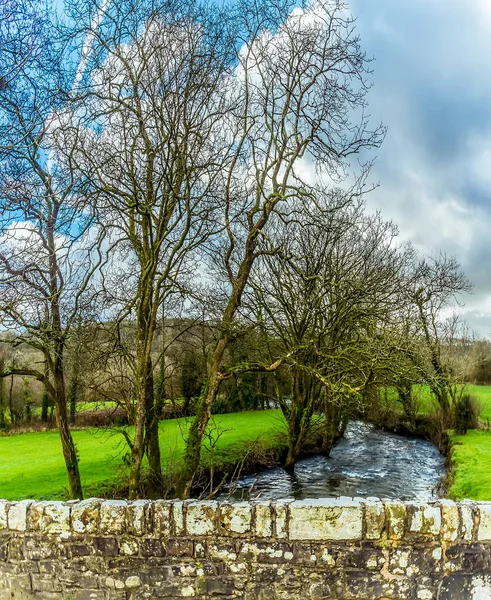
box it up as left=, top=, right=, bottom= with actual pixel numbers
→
left=254, top=502, right=272, bottom=538
left=186, top=501, right=218, bottom=536
left=100, top=500, right=127, bottom=534
left=208, top=544, right=237, bottom=561
left=229, top=562, right=247, bottom=574
left=461, top=503, right=475, bottom=541
left=363, top=499, right=385, bottom=540
left=41, top=502, right=70, bottom=534
left=220, top=502, right=251, bottom=534
left=154, top=500, right=171, bottom=537
left=181, top=585, right=196, bottom=597
left=417, top=590, right=433, bottom=599
left=409, top=504, right=441, bottom=535
left=289, top=499, right=362, bottom=541
left=477, top=504, right=491, bottom=541
left=275, top=501, right=289, bottom=539
left=8, top=500, right=31, bottom=532
left=173, top=502, right=184, bottom=535
left=127, top=500, right=150, bottom=536
left=0, top=501, right=9, bottom=530
left=120, top=540, right=139, bottom=555
left=71, top=499, right=100, bottom=534
left=471, top=576, right=491, bottom=600
left=432, top=548, right=442, bottom=561
left=440, top=500, right=459, bottom=541
left=179, top=565, right=197, bottom=577
left=105, top=577, right=125, bottom=590
left=320, top=548, right=335, bottom=566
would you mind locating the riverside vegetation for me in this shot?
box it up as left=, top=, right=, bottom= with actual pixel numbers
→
left=1, top=0, right=490, bottom=503
left=1, top=383, right=491, bottom=502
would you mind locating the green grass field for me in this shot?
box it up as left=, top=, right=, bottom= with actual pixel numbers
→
left=448, top=430, right=491, bottom=501
left=0, top=410, right=286, bottom=501
left=446, top=384, right=491, bottom=500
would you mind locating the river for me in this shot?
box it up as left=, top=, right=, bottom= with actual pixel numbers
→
left=219, top=420, right=445, bottom=501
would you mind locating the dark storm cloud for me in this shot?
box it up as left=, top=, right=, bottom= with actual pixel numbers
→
left=346, top=0, right=491, bottom=336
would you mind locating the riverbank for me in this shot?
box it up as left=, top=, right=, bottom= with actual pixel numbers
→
left=3, top=385, right=491, bottom=502
left=0, top=410, right=287, bottom=500
left=447, top=430, right=491, bottom=500
left=374, top=383, right=491, bottom=500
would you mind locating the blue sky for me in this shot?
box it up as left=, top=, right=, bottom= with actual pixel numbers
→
left=347, top=0, right=491, bottom=337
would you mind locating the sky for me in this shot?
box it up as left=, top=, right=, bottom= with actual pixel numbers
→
left=346, top=0, right=491, bottom=338
left=28, top=0, right=491, bottom=337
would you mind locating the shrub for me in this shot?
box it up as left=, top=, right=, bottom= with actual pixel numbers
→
left=454, top=393, right=481, bottom=435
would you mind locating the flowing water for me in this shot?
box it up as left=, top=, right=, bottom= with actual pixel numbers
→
left=220, top=421, right=445, bottom=501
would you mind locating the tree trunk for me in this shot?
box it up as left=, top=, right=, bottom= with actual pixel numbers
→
left=176, top=338, right=227, bottom=498
left=284, top=370, right=314, bottom=468
left=69, top=374, right=78, bottom=425
left=0, top=355, right=5, bottom=428
left=41, top=386, right=50, bottom=422
left=128, top=293, right=162, bottom=498
left=8, top=374, right=14, bottom=426
left=145, top=356, right=163, bottom=495
left=177, top=255, right=254, bottom=499
left=321, top=393, right=344, bottom=455
left=53, top=355, right=83, bottom=499
left=128, top=353, right=148, bottom=499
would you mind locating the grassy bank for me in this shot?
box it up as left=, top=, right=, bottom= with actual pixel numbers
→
left=0, top=410, right=286, bottom=501
left=422, top=384, right=491, bottom=501
left=3, top=384, right=491, bottom=502
left=448, top=430, right=491, bottom=500
left=378, top=384, right=491, bottom=501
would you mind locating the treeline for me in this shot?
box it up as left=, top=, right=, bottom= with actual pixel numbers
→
left=0, top=0, right=478, bottom=499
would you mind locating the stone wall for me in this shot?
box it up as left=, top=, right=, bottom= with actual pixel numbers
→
left=1, top=497, right=491, bottom=599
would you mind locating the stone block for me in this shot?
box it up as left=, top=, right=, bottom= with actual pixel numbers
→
left=100, top=500, right=127, bottom=535
left=173, top=502, right=185, bottom=536
left=127, top=500, right=150, bottom=536
left=275, top=501, right=289, bottom=539
left=385, top=501, right=406, bottom=539
left=254, top=502, right=273, bottom=538
left=71, top=499, right=101, bottom=535
left=289, top=499, right=362, bottom=541
left=460, top=503, right=475, bottom=541
left=8, top=501, right=32, bottom=532
left=154, top=500, right=171, bottom=537
left=125, top=575, right=142, bottom=589
left=220, top=502, right=252, bottom=534
left=0, top=501, right=8, bottom=530
left=477, top=503, right=491, bottom=541
left=408, top=503, right=441, bottom=536
left=28, top=501, right=70, bottom=534
left=186, top=501, right=218, bottom=536
left=440, top=500, right=459, bottom=542
left=167, top=538, right=194, bottom=556
left=363, top=499, right=385, bottom=540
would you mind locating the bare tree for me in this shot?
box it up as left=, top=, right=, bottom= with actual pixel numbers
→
left=0, top=0, right=103, bottom=498
left=406, top=253, right=472, bottom=424
left=63, top=0, right=235, bottom=496
left=177, top=0, right=385, bottom=497
left=248, top=191, right=408, bottom=465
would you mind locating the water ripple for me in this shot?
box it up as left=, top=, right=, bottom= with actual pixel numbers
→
left=220, top=421, right=445, bottom=501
